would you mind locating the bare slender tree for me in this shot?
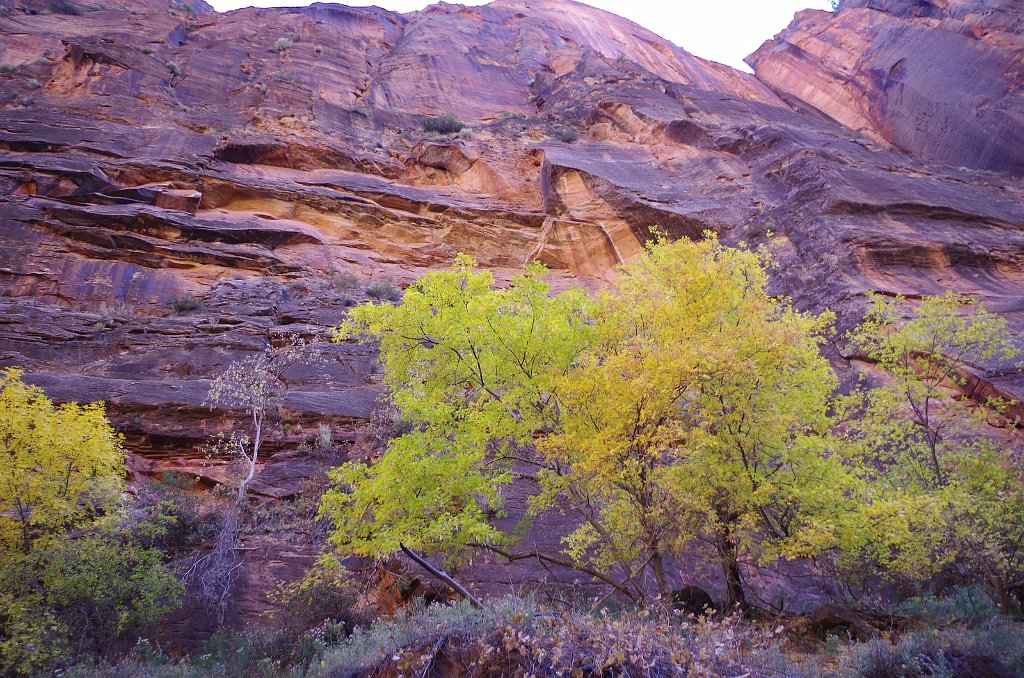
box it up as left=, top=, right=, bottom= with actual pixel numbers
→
left=186, top=334, right=322, bottom=622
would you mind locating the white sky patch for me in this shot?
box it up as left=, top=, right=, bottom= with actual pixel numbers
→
left=205, top=0, right=833, bottom=72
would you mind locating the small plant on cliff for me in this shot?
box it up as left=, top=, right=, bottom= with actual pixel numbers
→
left=47, top=0, right=81, bottom=15
left=25, top=79, right=41, bottom=91
left=556, top=127, right=579, bottom=143
left=166, top=60, right=182, bottom=77
left=422, top=113, right=464, bottom=135
left=315, top=423, right=334, bottom=451
left=275, top=37, right=294, bottom=52
left=365, top=279, right=402, bottom=302
left=171, top=293, right=203, bottom=313
left=329, top=270, right=360, bottom=291
left=190, top=336, right=323, bottom=623
left=0, top=64, right=14, bottom=74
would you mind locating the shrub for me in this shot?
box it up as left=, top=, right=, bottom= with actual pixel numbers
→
left=422, top=113, right=464, bottom=134
left=128, top=472, right=219, bottom=557
left=314, top=45, right=323, bottom=56
left=846, top=634, right=952, bottom=678
left=166, top=61, right=182, bottom=77
left=275, top=37, right=293, bottom=52
left=315, top=423, right=333, bottom=451
left=25, top=79, right=41, bottom=90
left=140, top=45, right=154, bottom=55
left=171, top=293, right=202, bottom=313
left=47, top=0, right=81, bottom=15
left=894, top=586, right=998, bottom=626
left=365, top=279, right=402, bottom=302
left=329, top=270, right=360, bottom=291
left=0, top=64, right=14, bottom=74
left=557, top=127, right=579, bottom=143
left=0, top=535, right=183, bottom=673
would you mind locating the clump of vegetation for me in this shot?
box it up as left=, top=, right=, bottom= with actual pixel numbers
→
left=364, top=279, right=402, bottom=302
left=328, top=270, right=360, bottom=291
left=315, top=424, right=333, bottom=451
left=170, top=293, right=202, bottom=313
left=314, top=45, right=323, bottom=56
left=0, top=64, right=14, bottom=74
left=25, top=79, right=41, bottom=91
left=140, top=45, right=154, bottom=55
left=166, top=61, right=182, bottom=77
left=0, top=369, right=182, bottom=675
left=557, top=127, right=579, bottom=142
left=275, top=37, right=294, bottom=52
left=326, top=235, right=1022, bottom=614
left=47, top=0, right=81, bottom=15
left=422, top=113, right=464, bottom=134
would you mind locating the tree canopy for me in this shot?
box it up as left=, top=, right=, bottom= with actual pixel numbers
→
left=0, top=368, right=124, bottom=556
left=322, top=237, right=892, bottom=606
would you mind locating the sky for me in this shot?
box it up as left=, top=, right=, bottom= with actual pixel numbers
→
left=205, top=0, right=833, bottom=72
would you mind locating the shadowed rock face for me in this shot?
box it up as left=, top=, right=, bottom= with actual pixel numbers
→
left=1, top=0, right=1023, bottom=641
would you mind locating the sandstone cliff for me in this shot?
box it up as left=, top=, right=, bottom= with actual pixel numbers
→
left=1, top=0, right=1022, bottom=639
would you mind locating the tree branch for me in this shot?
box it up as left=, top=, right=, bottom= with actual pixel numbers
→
left=399, top=543, right=485, bottom=609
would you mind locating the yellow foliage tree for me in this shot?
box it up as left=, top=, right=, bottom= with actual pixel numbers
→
left=0, top=368, right=124, bottom=556
left=323, top=238, right=884, bottom=609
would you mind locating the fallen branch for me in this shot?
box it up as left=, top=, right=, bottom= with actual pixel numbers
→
left=399, top=543, right=485, bottom=609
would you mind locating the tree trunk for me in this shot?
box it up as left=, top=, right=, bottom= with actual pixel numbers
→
left=650, top=549, right=670, bottom=602
left=717, top=520, right=749, bottom=614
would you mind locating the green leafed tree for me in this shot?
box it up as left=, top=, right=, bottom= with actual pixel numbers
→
left=843, top=292, right=1023, bottom=610
left=321, top=254, right=597, bottom=559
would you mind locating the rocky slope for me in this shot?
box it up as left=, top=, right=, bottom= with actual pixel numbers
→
left=1, top=0, right=1022, bottom=641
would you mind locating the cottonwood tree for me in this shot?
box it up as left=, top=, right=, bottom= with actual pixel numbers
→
left=538, top=236, right=862, bottom=610
left=191, top=335, right=321, bottom=621
left=843, top=292, right=1023, bottom=610
left=0, top=368, right=123, bottom=556
left=0, top=369, right=181, bottom=674
left=321, top=255, right=596, bottom=566
left=321, top=239, right=874, bottom=609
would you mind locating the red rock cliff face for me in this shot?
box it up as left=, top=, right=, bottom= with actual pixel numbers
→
left=748, top=0, right=1024, bottom=175
left=1, top=0, right=1022, bottom=639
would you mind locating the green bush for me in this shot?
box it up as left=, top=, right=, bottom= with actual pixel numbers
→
left=166, top=61, right=182, bottom=77
left=894, top=586, right=998, bottom=626
left=422, top=113, right=464, bottom=134
left=275, top=37, right=293, bottom=52
left=0, top=64, right=14, bottom=74
left=0, top=534, right=182, bottom=674
left=170, top=293, right=202, bottom=313
left=48, top=0, right=81, bottom=15
left=25, top=79, right=41, bottom=91
left=128, top=472, right=219, bottom=557
left=365, top=279, right=402, bottom=302
left=557, top=127, right=579, bottom=143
